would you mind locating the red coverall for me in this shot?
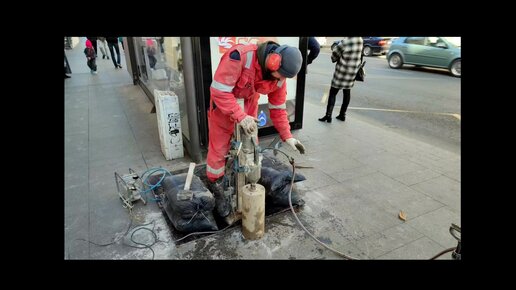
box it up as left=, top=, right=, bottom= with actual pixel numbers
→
left=207, top=44, right=293, bottom=182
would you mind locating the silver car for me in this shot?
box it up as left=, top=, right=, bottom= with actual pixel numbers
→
left=387, top=37, right=461, bottom=77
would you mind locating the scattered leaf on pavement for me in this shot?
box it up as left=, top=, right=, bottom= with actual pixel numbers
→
left=399, top=211, right=406, bottom=221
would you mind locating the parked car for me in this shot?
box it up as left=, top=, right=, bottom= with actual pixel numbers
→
left=386, top=37, right=461, bottom=77
left=362, top=37, right=392, bottom=56
left=331, top=37, right=392, bottom=56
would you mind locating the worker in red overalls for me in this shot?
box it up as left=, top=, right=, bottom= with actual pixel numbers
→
left=207, top=41, right=306, bottom=218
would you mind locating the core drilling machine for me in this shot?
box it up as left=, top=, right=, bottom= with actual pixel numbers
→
left=222, top=122, right=265, bottom=240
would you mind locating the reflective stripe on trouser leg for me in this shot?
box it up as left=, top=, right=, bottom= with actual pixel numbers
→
left=207, top=108, right=235, bottom=181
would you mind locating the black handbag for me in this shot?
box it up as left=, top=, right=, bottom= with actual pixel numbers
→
left=355, top=53, right=365, bottom=82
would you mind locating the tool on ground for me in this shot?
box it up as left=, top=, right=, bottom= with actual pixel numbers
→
left=115, top=168, right=147, bottom=209
left=177, top=162, right=196, bottom=201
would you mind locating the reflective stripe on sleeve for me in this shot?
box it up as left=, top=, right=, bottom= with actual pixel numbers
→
left=211, top=80, right=234, bottom=92
left=245, top=51, right=254, bottom=69
left=268, top=102, right=286, bottom=110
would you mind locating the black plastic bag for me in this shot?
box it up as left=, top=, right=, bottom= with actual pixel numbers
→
left=259, top=151, right=306, bottom=206
left=189, top=150, right=307, bottom=209
left=355, top=61, right=365, bottom=82
left=167, top=206, right=218, bottom=233
left=148, top=173, right=218, bottom=232
left=259, top=166, right=305, bottom=206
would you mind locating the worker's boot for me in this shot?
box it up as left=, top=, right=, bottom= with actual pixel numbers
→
left=207, top=177, right=231, bottom=217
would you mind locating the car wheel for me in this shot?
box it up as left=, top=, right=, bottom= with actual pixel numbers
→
left=363, top=46, right=373, bottom=56
left=388, top=53, right=403, bottom=69
left=450, top=59, right=461, bottom=77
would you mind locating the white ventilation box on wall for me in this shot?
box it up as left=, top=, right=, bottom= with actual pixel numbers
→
left=154, top=90, right=184, bottom=160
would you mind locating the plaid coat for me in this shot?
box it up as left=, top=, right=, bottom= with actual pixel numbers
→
left=330, top=37, right=364, bottom=89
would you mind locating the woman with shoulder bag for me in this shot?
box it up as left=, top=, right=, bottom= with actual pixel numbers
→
left=318, top=37, right=363, bottom=123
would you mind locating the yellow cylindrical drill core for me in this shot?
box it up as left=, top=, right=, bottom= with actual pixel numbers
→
left=242, top=183, right=265, bottom=240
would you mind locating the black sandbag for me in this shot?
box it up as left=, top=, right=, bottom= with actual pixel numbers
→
left=191, top=151, right=306, bottom=208
left=148, top=173, right=215, bottom=218
left=259, top=166, right=305, bottom=206
left=148, top=173, right=218, bottom=232
left=260, top=151, right=306, bottom=206
left=168, top=206, right=218, bottom=232
left=261, top=151, right=293, bottom=171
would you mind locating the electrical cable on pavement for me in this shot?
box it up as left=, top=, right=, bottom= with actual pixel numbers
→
left=68, top=167, right=233, bottom=259
left=69, top=209, right=133, bottom=259
left=122, top=220, right=166, bottom=260
left=262, top=147, right=457, bottom=260
left=429, top=247, right=456, bottom=260
left=68, top=151, right=457, bottom=260
left=69, top=208, right=167, bottom=260
left=261, top=147, right=358, bottom=259
left=69, top=167, right=173, bottom=260
left=173, top=224, right=233, bottom=243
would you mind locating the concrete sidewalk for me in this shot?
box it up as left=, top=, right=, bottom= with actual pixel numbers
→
left=65, top=38, right=460, bottom=260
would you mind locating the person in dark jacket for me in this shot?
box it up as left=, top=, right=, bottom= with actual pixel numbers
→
left=307, top=37, right=320, bottom=65
left=106, top=37, right=122, bottom=69
left=318, top=37, right=363, bottom=123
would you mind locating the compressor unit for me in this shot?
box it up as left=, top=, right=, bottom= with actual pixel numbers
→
left=115, top=168, right=147, bottom=209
